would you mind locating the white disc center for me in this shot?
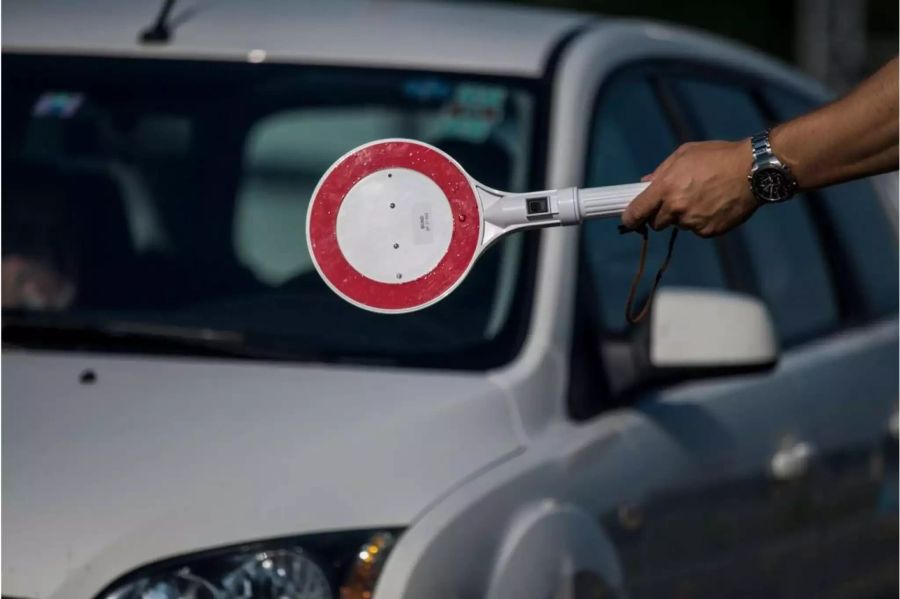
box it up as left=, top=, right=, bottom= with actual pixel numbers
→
left=336, top=168, right=454, bottom=284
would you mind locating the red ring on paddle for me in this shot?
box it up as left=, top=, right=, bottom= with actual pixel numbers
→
left=308, top=140, right=481, bottom=312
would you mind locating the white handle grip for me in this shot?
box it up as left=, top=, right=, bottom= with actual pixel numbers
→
left=577, top=182, right=649, bottom=220
left=480, top=181, right=649, bottom=243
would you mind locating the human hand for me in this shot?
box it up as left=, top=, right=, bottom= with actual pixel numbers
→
left=621, top=140, right=760, bottom=237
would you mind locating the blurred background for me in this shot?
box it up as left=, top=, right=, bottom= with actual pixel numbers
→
left=493, top=0, right=898, bottom=90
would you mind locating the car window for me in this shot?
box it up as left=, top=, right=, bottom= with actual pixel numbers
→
left=817, top=181, right=899, bottom=317
left=583, top=73, right=727, bottom=333
left=764, top=89, right=899, bottom=319
left=677, top=79, right=840, bottom=346
left=236, top=109, right=413, bottom=285
left=2, top=56, right=539, bottom=368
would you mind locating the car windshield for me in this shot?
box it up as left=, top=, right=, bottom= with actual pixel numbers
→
left=2, top=55, right=541, bottom=369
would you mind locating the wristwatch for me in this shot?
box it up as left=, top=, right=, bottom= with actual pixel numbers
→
left=748, top=130, right=798, bottom=203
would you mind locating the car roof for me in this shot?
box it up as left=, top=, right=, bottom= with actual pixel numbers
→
left=2, top=0, right=591, bottom=77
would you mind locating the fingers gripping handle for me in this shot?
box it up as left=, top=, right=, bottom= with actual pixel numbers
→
left=576, top=182, right=650, bottom=220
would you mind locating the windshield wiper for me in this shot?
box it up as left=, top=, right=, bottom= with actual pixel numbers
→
left=2, top=315, right=319, bottom=361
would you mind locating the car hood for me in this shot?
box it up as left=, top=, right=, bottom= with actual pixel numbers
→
left=2, top=350, right=521, bottom=599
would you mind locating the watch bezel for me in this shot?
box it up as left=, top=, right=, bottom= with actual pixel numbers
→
left=748, top=131, right=797, bottom=203
left=749, top=164, right=796, bottom=203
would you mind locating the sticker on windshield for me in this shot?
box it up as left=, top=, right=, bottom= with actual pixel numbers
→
left=403, top=78, right=453, bottom=103
left=33, top=92, right=84, bottom=118
left=429, top=83, right=507, bottom=143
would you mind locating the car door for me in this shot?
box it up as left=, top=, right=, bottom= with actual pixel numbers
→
left=570, top=64, right=833, bottom=599
left=667, top=68, right=896, bottom=596
left=757, top=87, right=900, bottom=597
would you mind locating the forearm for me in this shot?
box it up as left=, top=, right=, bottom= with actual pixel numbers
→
left=771, top=57, right=898, bottom=189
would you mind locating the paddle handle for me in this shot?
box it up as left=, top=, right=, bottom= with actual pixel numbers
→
left=480, top=181, right=650, bottom=244
left=577, top=182, right=650, bottom=220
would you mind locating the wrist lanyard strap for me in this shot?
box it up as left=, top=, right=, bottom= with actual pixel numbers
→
left=618, top=225, right=679, bottom=325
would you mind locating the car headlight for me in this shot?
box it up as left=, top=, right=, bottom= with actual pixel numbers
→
left=99, top=529, right=400, bottom=599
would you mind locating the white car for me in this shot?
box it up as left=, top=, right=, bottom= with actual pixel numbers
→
left=3, top=1, right=897, bottom=598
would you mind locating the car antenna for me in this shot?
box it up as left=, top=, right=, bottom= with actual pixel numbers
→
left=140, top=0, right=178, bottom=44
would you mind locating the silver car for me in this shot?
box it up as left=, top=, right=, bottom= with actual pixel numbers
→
left=3, top=1, right=897, bottom=598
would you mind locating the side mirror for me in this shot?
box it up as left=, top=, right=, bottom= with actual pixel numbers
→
left=602, top=288, right=779, bottom=395
left=649, top=288, right=779, bottom=373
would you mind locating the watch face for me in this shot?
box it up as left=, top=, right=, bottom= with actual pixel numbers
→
left=751, top=167, right=793, bottom=202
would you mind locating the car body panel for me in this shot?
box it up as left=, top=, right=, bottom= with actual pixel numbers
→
left=1, top=351, right=521, bottom=598
left=1, top=0, right=589, bottom=77
left=377, top=22, right=898, bottom=598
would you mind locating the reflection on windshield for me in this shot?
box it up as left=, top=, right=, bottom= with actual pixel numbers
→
left=3, top=168, right=79, bottom=310
left=2, top=56, right=539, bottom=368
